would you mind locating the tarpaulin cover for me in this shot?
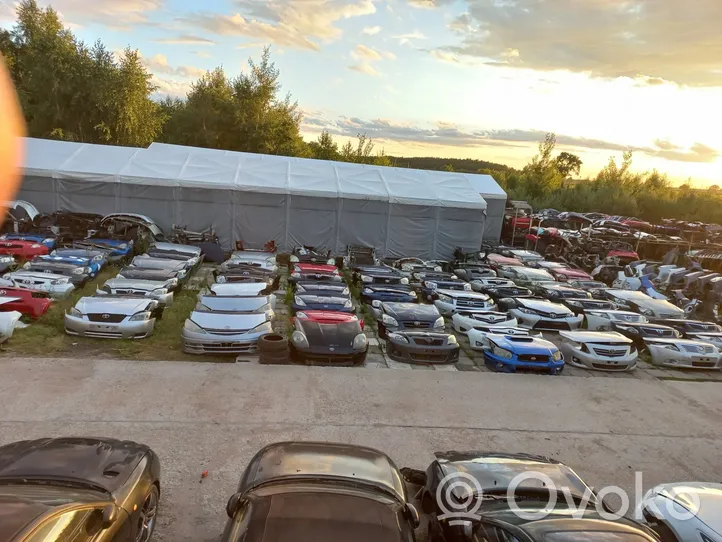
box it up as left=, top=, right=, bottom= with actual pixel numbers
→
left=465, top=173, right=508, bottom=242
left=18, top=138, right=505, bottom=257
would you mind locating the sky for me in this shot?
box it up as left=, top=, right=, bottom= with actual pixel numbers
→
left=1, top=0, right=722, bottom=185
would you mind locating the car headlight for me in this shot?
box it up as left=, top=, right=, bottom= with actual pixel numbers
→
left=447, top=335, right=458, bottom=345
left=129, top=311, right=152, bottom=321
left=588, top=311, right=610, bottom=319
left=353, top=333, right=368, bottom=350
left=342, top=287, right=350, bottom=295
left=433, top=316, right=444, bottom=329
left=290, top=255, right=299, bottom=263
left=552, top=350, right=563, bottom=361
left=72, top=267, right=85, bottom=275
left=184, top=319, right=206, bottom=334
left=51, top=278, right=69, bottom=285
left=566, top=300, right=582, bottom=307
left=291, top=272, right=300, bottom=278
left=43, top=238, right=54, bottom=245
left=433, top=266, right=442, bottom=272
left=400, top=277, right=409, bottom=285
left=294, top=296, right=306, bottom=307
left=118, top=243, right=128, bottom=250
left=30, top=244, right=42, bottom=249
left=463, top=283, right=472, bottom=291
left=216, top=275, right=227, bottom=283
left=0, top=256, right=13, bottom=263
left=409, top=290, right=417, bottom=298
left=639, top=308, right=655, bottom=317
left=291, top=330, right=309, bottom=347
left=491, top=345, right=513, bottom=359
left=249, top=321, right=273, bottom=333
left=68, top=307, right=82, bottom=318
left=152, top=288, right=168, bottom=295
left=361, top=275, right=372, bottom=283
left=656, top=343, right=679, bottom=351
left=326, top=258, right=335, bottom=265
left=387, top=332, right=409, bottom=343
left=437, top=293, right=453, bottom=303
left=344, top=299, right=353, bottom=308
left=362, top=287, right=372, bottom=294
left=382, top=314, right=399, bottom=327
left=93, top=255, right=104, bottom=261
left=518, top=307, right=537, bottom=315
left=22, top=262, right=30, bottom=269
left=168, top=278, right=179, bottom=287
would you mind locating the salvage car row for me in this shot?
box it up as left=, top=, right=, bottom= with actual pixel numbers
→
left=0, top=436, right=718, bottom=542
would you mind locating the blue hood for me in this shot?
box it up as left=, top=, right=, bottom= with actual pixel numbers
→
left=489, top=335, right=559, bottom=355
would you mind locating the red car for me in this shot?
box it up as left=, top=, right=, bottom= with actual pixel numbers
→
left=0, top=286, right=52, bottom=318
left=607, top=249, right=639, bottom=264
left=485, top=253, right=523, bottom=268
left=294, top=263, right=338, bottom=274
left=0, top=240, right=49, bottom=258
left=549, top=267, right=593, bottom=282
left=293, top=310, right=364, bottom=330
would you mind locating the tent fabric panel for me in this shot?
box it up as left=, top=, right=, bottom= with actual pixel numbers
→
left=232, top=192, right=287, bottom=250
left=436, top=207, right=484, bottom=258
left=55, top=178, right=118, bottom=216
left=22, top=138, right=85, bottom=176
left=60, top=144, right=140, bottom=176
left=287, top=196, right=338, bottom=250
left=177, top=187, right=234, bottom=248
left=118, top=184, right=177, bottom=232
left=337, top=199, right=389, bottom=254
left=465, top=173, right=508, bottom=199
left=482, top=198, right=505, bottom=242
left=386, top=204, right=437, bottom=259
left=16, top=176, right=57, bottom=212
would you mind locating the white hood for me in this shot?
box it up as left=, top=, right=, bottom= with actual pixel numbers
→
left=652, top=482, right=722, bottom=537
left=559, top=331, right=632, bottom=344
left=517, top=298, right=573, bottom=315
left=74, top=296, right=156, bottom=315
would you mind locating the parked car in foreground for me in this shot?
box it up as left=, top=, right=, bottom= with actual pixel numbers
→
left=374, top=301, right=444, bottom=338
left=182, top=310, right=273, bottom=354
left=559, top=330, right=638, bottom=371
left=65, top=296, right=162, bottom=339
left=221, top=442, right=418, bottom=542
left=386, top=331, right=459, bottom=365
left=1, top=270, right=75, bottom=298
left=499, top=297, right=583, bottom=331
left=196, top=294, right=274, bottom=314
left=644, top=338, right=722, bottom=369
left=0, top=286, right=51, bottom=318
left=0, top=437, right=161, bottom=542
left=451, top=310, right=518, bottom=334
left=482, top=333, right=565, bottom=373
left=290, top=311, right=367, bottom=365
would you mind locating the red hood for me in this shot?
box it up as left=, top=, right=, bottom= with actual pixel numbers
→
left=294, top=263, right=338, bottom=273
left=608, top=249, right=639, bottom=259
left=487, top=254, right=523, bottom=266
left=0, top=286, right=52, bottom=318
left=294, top=310, right=363, bottom=329
left=0, top=240, right=49, bottom=257
left=551, top=268, right=592, bottom=280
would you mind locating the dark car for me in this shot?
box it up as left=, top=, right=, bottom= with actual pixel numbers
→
left=117, top=266, right=183, bottom=292
left=562, top=297, right=617, bottom=315
left=610, top=321, right=680, bottom=346
left=386, top=331, right=459, bottom=365
left=221, top=441, right=418, bottom=542
left=22, top=259, right=93, bottom=286
left=648, top=318, right=722, bottom=348
left=415, top=451, right=658, bottom=542
left=535, top=284, right=592, bottom=303
left=354, top=265, right=408, bottom=286
left=479, top=285, right=533, bottom=304
left=292, top=292, right=353, bottom=313
left=0, top=437, right=161, bottom=542
left=290, top=311, right=368, bottom=365
left=453, top=265, right=496, bottom=281
left=376, top=302, right=444, bottom=338
left=360, top=284, right=418, bottom=305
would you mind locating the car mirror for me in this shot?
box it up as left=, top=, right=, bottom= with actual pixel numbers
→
left=226, top=493, right=243, bottom=518
left=102, top=504, right=118, bottom=528
left=371, top=300, right=381, bottom=308
left=406, top=503, right=420, bottom=528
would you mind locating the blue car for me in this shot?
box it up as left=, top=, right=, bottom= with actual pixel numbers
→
left=75, top=239, right=134, bottom=262
left=483, top=334, right=565, bottom=374
left=292, top=292, right=354, bottom=314
left=417, top=279, right=471, bottom=302
left=39, top=252, right=103, bottom=276
left=360, top=284, right=417, bottom=305
left=0, top=233, right=56, bottom=249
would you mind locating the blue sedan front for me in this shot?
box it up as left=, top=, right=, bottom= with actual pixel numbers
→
left=51, top=248, right=108, bottom=274
left=360, top=284, right=417, bottom=305
left=483, top=334, right=565, bottom=374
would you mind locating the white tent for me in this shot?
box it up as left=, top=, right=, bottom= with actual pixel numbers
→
left=18, top=138, right=505, bottom=257
left=465, top=173, right=507, bottom=241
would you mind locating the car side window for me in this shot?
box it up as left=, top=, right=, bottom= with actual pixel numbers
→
left=26, top=508, right=104, bottom=541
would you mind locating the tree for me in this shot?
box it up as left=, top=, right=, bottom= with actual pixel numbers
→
left=308, top=130, right=339, bottom=161
left=554, top=151, right=582, bottom=178
left=521, top=133, right=563, bottom=198
left=340, top=133, right=375, bottom=164
left=444, top=164, right=455, bottom=172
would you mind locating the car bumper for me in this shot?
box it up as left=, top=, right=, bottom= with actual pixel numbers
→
left=646, top=347, right=722, bottom=369
left=32, top=283, right=75, bottom=299
left=291, top=345, right=367, bottom=366
left=452, top=314, right=518, bottom=334
left=64, top=315, right=155, bottom=339
left=483, top=352, right=565, bottom=374
left=386, top=339, right=460, bottom=365
left=562, top=347, right=638, bottom=371
left=182, top=329, right=269, bottom=354
left=377, top=320, right=445, bottom=337
left=516, top=313, right=583, bottom=331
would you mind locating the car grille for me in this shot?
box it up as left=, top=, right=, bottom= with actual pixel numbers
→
left=83, top=330, right=124, bottom=338
left=640, top=327, right=676, bottom=338
left=681, top=344, right=715, bottom=354
left=409, top=352, right=450, bottom=362
left=691, top=361, right=717, bottom=368
left=300, top=353, right=360, bottom=365
left=532, top=321, right=571, bottom=330
left=592, top=363, right=628, bottom=371
left=116, top=289, right=149, bottom=296
left=411, top=337, right=445, bottom=346
left=302, top=274, right=335, bottom=281
left=400, top=321, right=432, bottom=329
left=456, top=298, right=489, bottom=308
left=185, top=341, right=258, bottom=353
left=518, top=354, right=550, bottom=363
left=205, top=328, right=251, bottom=335
left=592, top=347, right=628, bottom=358
left=87, top=313, right=126, bottom=323
left=535, top=310, right=567, bottom=319
left=372, top=277, right=401, bottom=284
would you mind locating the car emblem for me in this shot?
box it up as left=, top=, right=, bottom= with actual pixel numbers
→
left=102, top=314, right=110, bottom=319
left=530, top=356, right=537, bottom=361
left=329, top=347, right=335, bottom=352
left=414, top=321, right=421, bottom=326
left=22, top=279, right=32, bottom=285
left=224, top=325, right=230, bottom=329
left=43, top=269, right=53, bottom=273
left=385, top=279, right=390, bottom=283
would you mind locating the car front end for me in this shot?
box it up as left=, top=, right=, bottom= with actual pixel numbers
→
left=65, top=296, right=159, bottom=339
left=644, top=339, right=722, bottom=369
left=292, top=293, right=354, bottom=313
left=3, top=271, right=75, bottom=298
left=434, top=289, right=496, bottom=316
left=376, top=302, right=444, bottom=338
left=482, top=334, right=565, bottom=374
left=561, top=298, right=615, bottom=315
left=559, top=331, right=638, bottom=371
left=386, top=331, right=459, bottom=364
left=23, top=260, right=92, bottom=286
left=97, top=278, right=174, bottom=306
left=509, top=299, right=583, bottom=331
left=585, top=310, right=647, bottom=331
left=0, top=240, right=49, bottom=258
left=0, top=233, right=56, bottom=249
left=290, top=317, right=368, bottom=366
left=610, top=322, right=679, bottom=346
left=355, top=266, right=408, bottom=286
left=77, top=239, right=133, bottom=262
left=182, top=311, right=273, bottom=354
left=451, top=310, right=518, bottom=334
left=360, top=284, right=417, bottom=306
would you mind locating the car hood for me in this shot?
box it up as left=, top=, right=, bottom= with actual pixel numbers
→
left=456, top=311, right=512, bottom=324
left=190, top=311, right=268, bottom=331
left=559, top=331, right=632, bottom=344
left=653, top=482, right=722, bottom=537
left=75, top=296, right=155, bottom=315
left=150, top=242, right=201, bottom=256
left=37, top=255, right=90, bottom=266
left=131, top=257, right=186, bottom=271
left=298, top=282, right=348, bottom=293
left=437, top=289, right=489, bottom=300
left=487, top=335, right=559, bottom=354
left=296, top=294, right=348, bottom=305
left=298, top=320, right=361, bottom=347
left=210, top=283, right=267, bottom=296
left=383, top=303, right=440, bottom=320
left=54, top=249, right=107, bottom=260
left=517, top=298, right=573, bottom=315
left=7, top=271, right=67, bottom=282
left=103, top=279, right=167, bottom=291
left=118, top=267, right=178, bottom=281
left=643, top=337, right=716, bottom=348
left=611, top=322, right=678, bottom=337
left=27, top=261, right=81, bottom=272
left=198, top=295, right=272, bottom=313
left=0, top=437, right=150, bottom=494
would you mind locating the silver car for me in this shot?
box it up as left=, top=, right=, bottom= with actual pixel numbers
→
left=182, top=311, right=273, bottom=354
left=148, top=242, right=202, bottom=266
left=97, top=278, right=174, bottom=306
left=1, top=270, right=75, bottom=298
left=131, top=255, right=193, bottom=274
left=65, top=296, right=161, bottom=339
left=196, top=295, right=274, bottom=314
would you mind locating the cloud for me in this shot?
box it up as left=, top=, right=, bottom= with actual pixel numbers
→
left=192, top=51, right=213, bottom=58
left=448, top=13, right=473, bottom=33
left=407, top=0, right=453, bottom=8
left=154, top=34, right=216, bottom=45
left=437, top=0, right=722, bottom=86
left=348, top=62, right=381, bottom=76
left=142, top=54, right=206, bottom=79
left=33, top=0, right=162, bottom=28
left=363, top=25, right=381, bottom=35
left=393, top=30, right=425, bottom=46
left=652, top=142, right=720, bottom=163
left=352, top=44, right=395, bottom=61
left=430, top=50, right=460, bottom=64
left=181, top=0, right=375, bottom=51
left=0, top=0, right=15, bottom=23
left=152, top=77, right=193, bottom=99
left=653, top=139, right=682, bottom=152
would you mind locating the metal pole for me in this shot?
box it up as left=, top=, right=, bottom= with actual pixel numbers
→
left=511, top=207, right=518, bottom=246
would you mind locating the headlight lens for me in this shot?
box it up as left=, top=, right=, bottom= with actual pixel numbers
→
left=566, top=300, right=582, bottom=307
left=381, top=314, right=399, bottom=327
left=342, top=287, right=350, bottom=295
left=433, top=316, right=444, bottom=328
left=72, top=267, right=85, bottom=275
left=51, top=278, right=69, bottom=285
left=294, top=296, right=306, bottom=306
left=491, top=345, right=513, bottom=359
left=217, top=276, right=227, bottom=283
left=169, top=278, right=179, bottom=287
left=438, top=294, right=453, bottom=303
left=447, top=335, right=458, bottom=345
left=129, top=311, right=152, bottom=321
left=344, top=299, right=353, bottom=308
left=409, top=290, right=417, bottom=297
left=362, top=287, right=372, bottom=294
left=518, top=307, right=536, bottom=314
left=290, top=255, right=299, bottom=263
left=291, top=330, right=309, bottom=347
left=463, top=283, right=472, bottom=291
left=326, top=258, right=335, bottom=265
left=184, top=319, right=206, bottom=333
left=353, top=333, right=368, bottom=350
left=387, top=333, right=409, bottom=343
left=152, top=288, right=168, bottom=295
left=659, top=343, right=680, bottom=351
left=43, top=238, right=54, bottom=245
left=118, top=243, right=128, bottom=250
left=400, top=277, right=409, bottom=285
left=361, top=275, right=372, bottom=283
left=249, top=321, right=273, bottom=333
left=552, top=350, right=563, bottom=361
left=68, top=307, right=82, bottom=318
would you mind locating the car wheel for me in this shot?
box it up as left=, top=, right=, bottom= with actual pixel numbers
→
left=258, top=334, right=288, bottom=353
left=135, top=485, right=159, bottom=542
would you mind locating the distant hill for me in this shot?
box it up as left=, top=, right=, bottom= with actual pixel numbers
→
left=388, top=156, right=513, bottom=174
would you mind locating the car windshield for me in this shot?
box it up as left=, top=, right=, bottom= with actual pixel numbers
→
left=544, top=533, right=649, bottom=542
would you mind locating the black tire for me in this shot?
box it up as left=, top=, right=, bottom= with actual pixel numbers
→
left=135, top=484, right=159, bottom=542
left=260, top=351, right=289, bottom=365
left=258, top=333, right=288, bottom=352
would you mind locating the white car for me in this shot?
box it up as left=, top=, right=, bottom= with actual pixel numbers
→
left=503, top=267, right=556, bottom=288
left=0, top=308, right=23, bottom=343
left=559, top=331, right=638, bottom=371
left=644, top=338, right=722, bottom=369
left=585, top=310, right=647, bottom=331
left=1, top=270, right=75, bottom=298
left=451, top=310, right=518, bottom=334
left=469, top=277, right=515, bottom=292
left=208, top=283, right=277, bottom=309
left=638, top=482, right=722, bottom=542
left=97, top=278, right=174, bottom=306
left=434, top=289, right=496, bottom=316
left=468, top=326, right=540, bottom=351
left=603, top=289, right=685, bottom=319
left=498, top=297, right=583, bottom=331
left=227, top=252, right=279, bottom=273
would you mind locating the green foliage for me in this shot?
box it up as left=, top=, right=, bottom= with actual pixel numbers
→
left=555, top=151, right=582, bottom=178
left=308, top=130, right=340, bottom=161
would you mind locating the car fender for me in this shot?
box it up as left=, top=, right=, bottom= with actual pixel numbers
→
left=0, top=310, right=23, bottom=343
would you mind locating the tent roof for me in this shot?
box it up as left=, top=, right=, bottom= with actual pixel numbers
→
left=21, top=138, right=500, bottom=210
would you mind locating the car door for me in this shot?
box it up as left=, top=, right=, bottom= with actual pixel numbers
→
left=24, top=505, right=128, bottom=542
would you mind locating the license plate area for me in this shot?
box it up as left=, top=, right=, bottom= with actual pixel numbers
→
left=90, top=324, right=116, bottom=331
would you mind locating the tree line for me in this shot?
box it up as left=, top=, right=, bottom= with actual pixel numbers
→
left=2, top=0, right=720, bottom=224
